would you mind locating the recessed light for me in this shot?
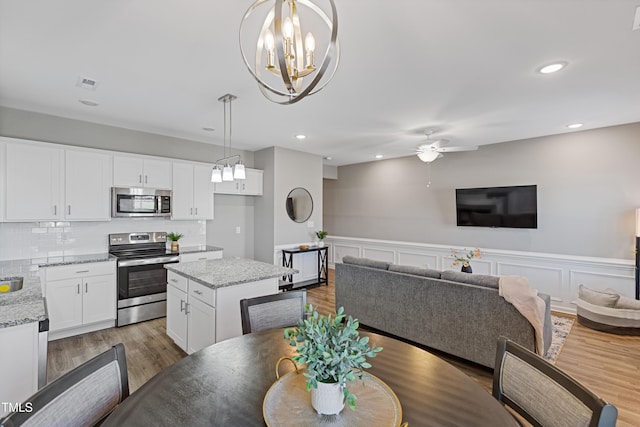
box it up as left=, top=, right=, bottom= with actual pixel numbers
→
left=538, top=62, right=568, bottom=74
left=566, top=123, right=583, bottom=129
left=375, top=154, right=383, bottom=159
left=295, top=134, right=306, bottom=140
left=78, top=99, right=99, bottom=107
left=202, top=127, right=215, bottom=132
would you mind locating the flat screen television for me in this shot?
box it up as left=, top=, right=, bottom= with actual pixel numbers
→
left=456, top=185, right=537, bottom=229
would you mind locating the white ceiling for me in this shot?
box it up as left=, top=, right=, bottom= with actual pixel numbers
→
left=1, top=0, right=639, bottom=166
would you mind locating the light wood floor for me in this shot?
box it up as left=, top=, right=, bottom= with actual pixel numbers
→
left=48, top=270, right=640, bottom=425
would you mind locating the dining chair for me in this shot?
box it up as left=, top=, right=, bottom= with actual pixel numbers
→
left=240, top=290, right=307, bottom=334
left=0, top=343, right=129, bottom=427
left=493, top=336, right=617, bottom=427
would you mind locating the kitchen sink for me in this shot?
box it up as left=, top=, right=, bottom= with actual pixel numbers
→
left=0, top=277, right=24, bottom=293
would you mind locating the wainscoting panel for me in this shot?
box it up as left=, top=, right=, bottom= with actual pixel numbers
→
left=324, top=236, right=635, bottom=314
left=497, top=262, right=564, bottom=303
left=397, top=251, right=438, bottom=269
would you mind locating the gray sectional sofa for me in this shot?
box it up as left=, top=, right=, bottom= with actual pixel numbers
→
left=335, top=256, right=552, bottom=368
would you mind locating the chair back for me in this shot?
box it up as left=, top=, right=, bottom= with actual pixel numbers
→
left=1, top=343, right=129, bottom=427
left=493, top=337, right=617, bottom=427
left=240, top=290, right=306, bottom=334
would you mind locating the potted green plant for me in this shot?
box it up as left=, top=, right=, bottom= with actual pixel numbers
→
left=167, top=232, right=184, bottom=253
left=284, top=305, right=382, bottom=415
left=315, top=230, right=328, bottom=247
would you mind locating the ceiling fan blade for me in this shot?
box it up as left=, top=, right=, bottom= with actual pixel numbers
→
left=436, top=146, right=478, bottom=153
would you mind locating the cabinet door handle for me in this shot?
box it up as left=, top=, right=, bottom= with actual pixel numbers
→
left=194, top=290, right=203, bottom=295
left=85, top=283, right=88, bottom=293
left=170, top=278, right=178, bottom=283
left=76, top=270, right=89, bottom=274
left=77, top=284, right=80, bottom=294
left=180, top=299, right=185, bottom=312
left=195, top=208, right=198, bottom=215
left=243, top=183, right=246, bottom=191
left=139, top=174, right=142, bottom=184
left=67, top=205, right=71, bottom=215
left=184, top=303, right=190, bottom=315
left=53, top=205, right=57, bottom=216
left=145, top=175, right=148, bottom=184
left=190, top=208, right=193, bottom=215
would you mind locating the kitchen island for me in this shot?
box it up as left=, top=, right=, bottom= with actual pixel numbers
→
left=165, top=257, right=296, bottom=354
left=0, top=261, right=48, bottom=417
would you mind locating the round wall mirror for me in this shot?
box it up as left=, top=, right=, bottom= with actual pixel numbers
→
left=286, top=187, right=313, bottom=223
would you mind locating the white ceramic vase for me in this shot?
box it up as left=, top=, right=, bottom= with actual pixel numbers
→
left=317, top=240, right=325, bottom=247
left=311, top=381, right=344, bottom=415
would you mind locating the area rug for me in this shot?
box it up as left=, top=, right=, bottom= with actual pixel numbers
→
left=543, top=315, right=574, bottom=363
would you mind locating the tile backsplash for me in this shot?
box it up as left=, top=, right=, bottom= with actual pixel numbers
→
left=0, top=219, right=206, bottom=261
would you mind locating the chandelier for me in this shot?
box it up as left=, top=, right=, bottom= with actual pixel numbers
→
left=240, top=0, right=339, bottom=105
left=211, top=94, right=245, bottom=183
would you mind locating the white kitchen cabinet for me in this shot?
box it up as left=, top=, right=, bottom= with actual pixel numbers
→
left=43, top=261, right=116, bottom=339
left=213, top=168, right=263, bottom=196
left=167, top=271, right=215, bottom=354
left=172, top=162, right=214, bottom=220
left=0, top=323, right=39, bottom=417
left=113, top=155, right=172, bottom=189
left=5, top=143, right=64, bottom=221
left=179, top=250, right=223, bottom=263
left=64, top=150, right=112, bottom=220
left=0, top=141, right=5, bottom=222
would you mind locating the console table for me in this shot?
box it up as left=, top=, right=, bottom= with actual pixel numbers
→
left=280, top=246, right=328, bottom=291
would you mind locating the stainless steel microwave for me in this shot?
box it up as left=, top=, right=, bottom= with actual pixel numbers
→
left=111, top=187, right=172, bottom=218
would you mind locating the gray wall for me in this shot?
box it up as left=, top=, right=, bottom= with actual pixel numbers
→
left=254, top=146, right=323, bottom=262
left=324, top=122, right=640, bottom=259
left=0, top=106, right=254, bottom=165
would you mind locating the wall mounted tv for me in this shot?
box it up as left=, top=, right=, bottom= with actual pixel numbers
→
left=456, top=185, right=537, bottom=229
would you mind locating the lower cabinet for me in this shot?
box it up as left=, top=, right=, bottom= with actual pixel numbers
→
left=166, top=272, right=215, bottom=354
left=0, top=323, right=38, bottom=417
left=42, top=261, right=116, bottom=339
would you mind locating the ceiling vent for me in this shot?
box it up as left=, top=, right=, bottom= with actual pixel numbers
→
left=76, top=76, right=99, bottom=90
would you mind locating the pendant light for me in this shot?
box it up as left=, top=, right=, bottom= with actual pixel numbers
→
left=211, top=93, right=245, bottom=183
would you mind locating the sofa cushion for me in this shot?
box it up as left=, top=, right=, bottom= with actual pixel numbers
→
left=440, top=270, right=500, bottom=289
left=388, top=264, right=441, bottom=279
left=578, top=284, right=619, bottom=307
left=614, top=295, right=640, bottom=310
left=342, top=256, right=389, bottom=270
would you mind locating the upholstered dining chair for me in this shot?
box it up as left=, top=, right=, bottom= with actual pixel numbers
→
left=0, top=343, right=129, bottom=427
left=493, top=336, right=617, bottom=427
left=240, top=290, right=307, bottom=334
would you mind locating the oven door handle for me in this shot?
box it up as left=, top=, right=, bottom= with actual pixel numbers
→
left=117, top=256, right=180, bottom=267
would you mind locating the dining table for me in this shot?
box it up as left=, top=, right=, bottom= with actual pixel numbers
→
left=103, top=328, right=518, bottom=426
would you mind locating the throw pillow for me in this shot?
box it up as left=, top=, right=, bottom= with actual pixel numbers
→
left=615, top=295, right=640, bottom=310
left=578, top=284, right=620, bottom=307
left=341, top=256, right=389, bottom=270
left=388, top=264, right=441, bottom=279
left=440, top=270, right=500, bottom=289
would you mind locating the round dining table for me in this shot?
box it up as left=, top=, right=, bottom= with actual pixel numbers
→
left=103, top=329, right=518, bottom=426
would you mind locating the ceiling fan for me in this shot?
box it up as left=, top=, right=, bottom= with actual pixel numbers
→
left=416, top=130, right=478, bottom=163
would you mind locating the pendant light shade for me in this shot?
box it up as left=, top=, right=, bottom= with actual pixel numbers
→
left=234, top=160, right=246, bottom=180
left=211, top=164, right=222, bottom=183
left=222, top=163, right=234, bottom=181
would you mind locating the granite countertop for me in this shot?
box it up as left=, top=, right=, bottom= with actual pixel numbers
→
left=35, top=252, right=115, bottom=268
left=166, top=257, right=297, bottom=290
left=0, top=260, right=47, bottom=329
left=178, top=245, right=224, bottom=255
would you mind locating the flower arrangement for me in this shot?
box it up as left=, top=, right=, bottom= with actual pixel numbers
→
left=167, top=232, right=184, bottom=241
left=451, top=247, right=481, bottom=268
left=284, top=305, right=382, bottom=410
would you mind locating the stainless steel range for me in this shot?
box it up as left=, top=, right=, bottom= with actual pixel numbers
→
left=109, top=232, right=179, bottom=326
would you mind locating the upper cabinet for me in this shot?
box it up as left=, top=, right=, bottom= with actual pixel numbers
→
left=214, top=168, right=263, bottom=196
left=113, top=156, right=172, bottom=189
left=5, top=143, right=64, bottom=221
left=172, top=162, right=214, bottom=220
left=65, top=150, right=112, bottom=221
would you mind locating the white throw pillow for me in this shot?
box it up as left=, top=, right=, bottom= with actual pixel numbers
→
left=615, top=295, right=640, bottom=310
left=578, top=284, right=620, bottom=307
